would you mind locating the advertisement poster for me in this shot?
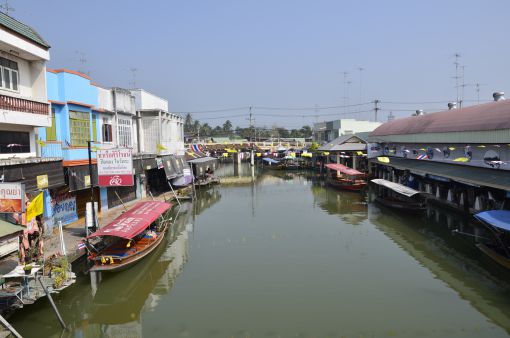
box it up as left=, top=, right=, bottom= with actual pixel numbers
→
left=52, top=191, right=78, bottom=225
left=97, top=148, right=134, bottom=186
left=0, top=182, right=25, bottom=213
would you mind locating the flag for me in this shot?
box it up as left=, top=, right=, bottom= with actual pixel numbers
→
left=477, top=145, right=486, bottom=148
left=356, top=151, right=363, bottom=155
left=448, top=147, right=456, bottom=151
left=36, top=140, right=46, bottom=147
left=416, top=155, right=427, bottom=160
left=453, top=157, right=470, bottom=162
left=157, top=143, right=167, bottom=151
left=26, top=192, right=44, bottom=222
left=377, top=157, right=390, bottom=163
left=77, top=242, right=86, bottom=250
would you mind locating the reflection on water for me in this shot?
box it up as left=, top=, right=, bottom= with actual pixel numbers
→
left=10, top=166, right=510, bottom=337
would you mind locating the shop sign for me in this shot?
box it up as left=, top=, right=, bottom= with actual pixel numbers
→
left=97, top=148, right=134, bottom=187
left=84, top=175, right=91, bottom=187
left=0, top=182, right=25, bottom=213
left=37, top=174, right=49, bottom=189
left=52, top=191, right=78, bottom=225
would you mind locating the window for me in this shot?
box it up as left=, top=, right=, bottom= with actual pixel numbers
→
left=102, top=117, right=113, bottom=142
left=69, top=111, right=90, bottom=146
left=0, top=57, right=19, bottom=91
left=91, top=114, right=97, bottom=142
left=46, top=108, right=57, bottom=141
left=0, top=131, right=30, bottom=154
left=118, top=117, right=132, bottom=147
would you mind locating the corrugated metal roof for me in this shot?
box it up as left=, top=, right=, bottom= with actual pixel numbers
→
left=0, top=219, right=23, bottom=239
left=0, top=12, right=49, bottom=48
left=371, top=157, right=510, bottom=191
left=318, top=134, right=367, bottom=152
left=371, top=100, right=510, bottom=137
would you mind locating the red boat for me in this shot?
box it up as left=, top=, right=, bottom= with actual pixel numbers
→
left=87, top=201, right=172, bottom=272
left=325, top=163, right=367, bottom=192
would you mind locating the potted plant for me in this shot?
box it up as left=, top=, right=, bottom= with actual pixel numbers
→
left=23, top=264, right=32, bottom=275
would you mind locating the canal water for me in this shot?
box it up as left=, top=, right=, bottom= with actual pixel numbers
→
left=10, top=165, right=510, bottom=337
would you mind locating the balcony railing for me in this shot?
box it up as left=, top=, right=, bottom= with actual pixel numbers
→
left=0, top=94, right=49, bottom=115
left=41, top=141, right=63, bottom=158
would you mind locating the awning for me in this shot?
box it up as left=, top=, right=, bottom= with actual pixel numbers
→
left=88, top=201, right=172, bottom=239
left=370, top=157, right=510, bottom=191
left=474, top=210, right=510, bottom=232
left=325, top=163, right=364, bottom=176
left=0, top=219, right=23, bottom=240
left=162, top=155, right=178, bottom=180
left=319, top=143, right=367, bottom=152
left=171, top=156, right=185, bottom=175
left=1, top=160, right=65, bottom=192
left=262, top=158, right=280, bottom=164
left=66, top=164, right=98, bottom=192
left=371, top=179, right=422, bottom=197
left=188, top=156, right=218, bottom=175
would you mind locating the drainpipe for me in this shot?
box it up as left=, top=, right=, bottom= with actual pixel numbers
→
left=158, top=110, right=162, bottom=153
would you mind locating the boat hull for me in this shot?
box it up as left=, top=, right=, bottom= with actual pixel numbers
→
left=476, top=243, right=510, bottom=270
left=375, top=197, right=426, bottom=212
left=328, top=179, right=366, bottom=192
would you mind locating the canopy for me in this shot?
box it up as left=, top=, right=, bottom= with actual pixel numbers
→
left=88, top=201, right=172, bottom=239
left=474, top=210, right=510, bottom=232
left=262, top=157, right=280, bottom=164
left=370, top=179, right=422, bottom=197
left=325, top=163, right=364, bottom=176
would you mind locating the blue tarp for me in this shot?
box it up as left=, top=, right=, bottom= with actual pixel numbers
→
left=262, top=158, right=280, bottom=164
left=475, top=210, right=510, bottom=232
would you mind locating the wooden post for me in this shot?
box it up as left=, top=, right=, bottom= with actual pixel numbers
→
left=0, top=314, right=22, bottom=338
left=37, top=277, right=66, bottom=329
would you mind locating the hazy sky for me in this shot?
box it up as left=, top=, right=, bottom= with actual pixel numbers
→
left=14, top=0, right=510, bottom=128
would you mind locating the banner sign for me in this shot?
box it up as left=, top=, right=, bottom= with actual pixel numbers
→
left=52, top=191, right=78, bottom=225
left=97, top=148, right=134, bottom=186
left=0, top=182, right=25, bottom=213
left=37, top=174, right=48, bottom=189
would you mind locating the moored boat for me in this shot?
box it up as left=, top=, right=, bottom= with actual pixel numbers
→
left=370, top=178, right=427, bottom=212
left=87, top=201, right=172, bottom=272
left=473, top=210, right=510, bottom=269
left=325, top=163, right=366, bottom=192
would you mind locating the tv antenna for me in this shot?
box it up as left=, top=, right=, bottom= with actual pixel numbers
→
left=358, top=67, right=364, bottom=112
left=0, top=0, right=14, bottom=15
left=452, top=53, right=461, bottom=103
left=75, top=51, right=89, bottom=76
left=129, top=68, right=138, bottom=89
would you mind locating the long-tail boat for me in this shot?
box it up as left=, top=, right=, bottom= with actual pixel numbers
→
left=87, top=201, right=172, bottom=272
left=370, top=178, right=427, bottom=212
left=325, top=163, right=366, bottom=191
left=473, top=210, right=510, bottom=269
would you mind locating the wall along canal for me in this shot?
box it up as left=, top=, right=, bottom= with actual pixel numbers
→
left=9, top=168, right=510, bottom=337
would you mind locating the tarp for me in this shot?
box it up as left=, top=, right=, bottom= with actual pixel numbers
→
left=371, top=179, right=422, bottom=197
left=325, top=163, right=364, bottom=176
left=262, top=158, right=280, bottom=164
left=88, top=201, right=172, bottom=239
left=474, top=210, right=510, bottom=232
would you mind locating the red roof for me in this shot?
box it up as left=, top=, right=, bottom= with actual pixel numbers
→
left=371, top=100, right=510, bottom=137
left=88, top=201, right=172, bottom=239
left=325, top=163, right=364, bottom=176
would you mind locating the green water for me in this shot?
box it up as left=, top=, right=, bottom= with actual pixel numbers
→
left=9, top=167, right=510, bottom=337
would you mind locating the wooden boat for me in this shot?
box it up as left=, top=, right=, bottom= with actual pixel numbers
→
left=325, top=163, right=366, bottom=192
left=87, top=201, right=172, bottom=272
left=474, top=210, right=510, bottom=270
left=371, top=178, right=427, bottom=212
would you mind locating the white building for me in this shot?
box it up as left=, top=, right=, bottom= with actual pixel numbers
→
left=0, top=12, right=51, bottom=159
left=131, top=89, right=184, bottom=155
left=313, top=119, right=381, bottom=144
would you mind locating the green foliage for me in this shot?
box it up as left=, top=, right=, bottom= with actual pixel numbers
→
left=52, top=256, right=69, bottom=289
left=308, top=142, right=321, bottom=151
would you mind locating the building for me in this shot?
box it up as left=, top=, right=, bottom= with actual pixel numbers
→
left=313, top=119, right=381, bottom=144
left=0, top=13, right=66, bottom=231
left=317, top=132, right=370, bottom=172
left=368, top=94, right=510, bottom=213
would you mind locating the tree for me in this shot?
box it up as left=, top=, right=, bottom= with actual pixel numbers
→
left=300, top=125, right=312, bottom=138
left=201, top=123, right=212, bottom=137
left=223, top=120, right=233, bottom=134
left=193, top=120, right=200, bottom=134
left=184, top=113, right=193, bottom=133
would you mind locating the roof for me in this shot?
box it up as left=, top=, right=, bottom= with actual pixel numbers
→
left=371, top=179, right=422, bottom=197
left=370, top=157, right=510, bottom=191
left=325, top=163, right=364, bottom=176
left=371, top=100, right=510, bottom=138
left=262, top=158, right=280, bottom=164
left=188, top=156, right=218, bottom=164
left=0, top=12, right=49, bottom=49
left=0, top=219, right=23, bottom=238
left=318, top=134, right=367, bottom=152
left=88, top=201, right=172, bottom=239
left=475, top=210, right=510, bottom=232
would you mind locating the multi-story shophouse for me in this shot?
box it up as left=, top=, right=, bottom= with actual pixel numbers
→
left=368, top=93, right=510, bottom=214
left=0, top=13, right=66, bottom=231
left=313, top=119, right=381, bottom=144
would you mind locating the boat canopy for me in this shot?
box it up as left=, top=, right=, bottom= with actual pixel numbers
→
left=325, top=163, right=364, bottom=176
left=262, top=157, right=280, bottom=164
left=88, top=201, right=172, bottom=239
left=474, top=210, right=510, bottom=232
left=370, top=179, right=422, bottom=197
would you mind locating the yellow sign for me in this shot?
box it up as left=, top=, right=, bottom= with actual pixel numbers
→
left=453, top=157, right=470, bottom=162
left=377, top=157, right=390, bottom=163
left=37, top=174, right=48, bottom=189
left=26, top=192, right=44, bottom=222
left=84, top=175, right=91, bottom=187
left=223, top=153, right=229, bottom=157
left=256, top=152, right=262, bottom=157
left=323, top=152, right=330, bottom=156
left=356, top=151, right=364, bottom=156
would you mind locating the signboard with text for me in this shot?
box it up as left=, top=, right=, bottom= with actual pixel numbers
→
left=0, top=182, right=25, bottom=213
left=52, top=191, right=78, bottom=225
left=97, top=148, right=134, bottom=187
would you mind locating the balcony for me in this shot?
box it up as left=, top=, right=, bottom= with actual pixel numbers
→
left=0, top=94, right=49, bottom=115
left=41, top=141, right=63, bottom=158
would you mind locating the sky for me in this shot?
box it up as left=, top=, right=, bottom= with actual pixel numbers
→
left=13, top=0, right=510, bottom=129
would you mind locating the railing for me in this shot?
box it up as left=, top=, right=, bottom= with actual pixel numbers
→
left=0, top=94, right=49, bottom=115
left=41, top=141, right=63, bottom=158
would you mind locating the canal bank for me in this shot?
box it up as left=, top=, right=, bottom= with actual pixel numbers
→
left=8, top=167, right=510, bottom=337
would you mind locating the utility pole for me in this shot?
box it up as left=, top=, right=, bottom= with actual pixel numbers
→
left=373, top=99, right=380, bottom=122
left=342, top=71, right=349, bottom=115
left=87, top=141, right=97, bottom=232
left=358, top=67, right=364, bottom=113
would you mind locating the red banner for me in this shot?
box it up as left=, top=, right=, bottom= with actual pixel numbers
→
left=97, top=174, right=134, bottom=187
left=97, top=148, right=134, bottom=187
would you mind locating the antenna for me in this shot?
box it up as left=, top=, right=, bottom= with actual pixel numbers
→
left=129, top=68, right=138, bottom=89
left=75, top=51, right=89, bottom=76
left=452, top=53, right=461, bottom=103
left=342, top=71, right=349, bottom=116
left=358, top=67, right=364, bottom=114
left=0, top=0, right=14, bottom=15
left=246, top=106, right=255, bottom=141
